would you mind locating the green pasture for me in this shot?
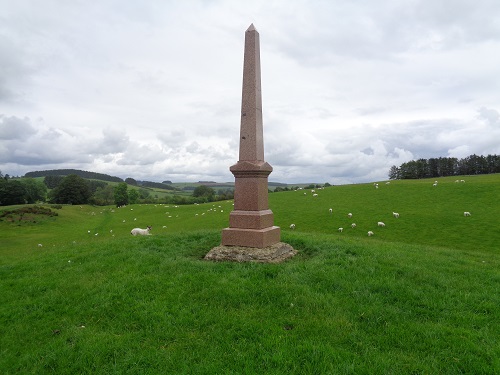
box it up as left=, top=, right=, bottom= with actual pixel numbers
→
left=1, top=174, right=499, bottom=373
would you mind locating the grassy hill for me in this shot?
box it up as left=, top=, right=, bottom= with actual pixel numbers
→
left=0, top=174, right=499, bottom=373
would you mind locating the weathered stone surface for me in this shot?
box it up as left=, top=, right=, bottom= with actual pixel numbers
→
left=205, top=242, right=297, bottom=263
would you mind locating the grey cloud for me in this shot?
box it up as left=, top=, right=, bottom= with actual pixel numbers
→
left=478, top=107, right=500, bottom=126
left=0, top=115, right=37, bottom=140
left=87, top=129, right=130, bottom=155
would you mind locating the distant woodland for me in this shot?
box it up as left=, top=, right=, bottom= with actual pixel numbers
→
left=389, top=154, right=500, bottom=180
left=25, top=169, right=124, bottom=183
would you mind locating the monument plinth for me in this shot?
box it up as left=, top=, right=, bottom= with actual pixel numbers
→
left=205, top=24, right=296, bottom=262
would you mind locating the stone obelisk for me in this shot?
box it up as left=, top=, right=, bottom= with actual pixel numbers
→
left=221, top=23, right=280, bottom=249
left=206, top=24, right=295, bottom=262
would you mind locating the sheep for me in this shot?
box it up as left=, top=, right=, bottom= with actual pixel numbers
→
left=377, top=222, right=385, bottom=227
left=290, top=224, right=296, bottom=230
left=393, top=212, right=400, bottom=218
left=464, top=211, right=471, bottom=217
left=351, top=223, right=356, bottom=228
left=432, top=182, right=438, bottom=187
left=338, top=227, right=343, bottom=232
left=312, top=193, right=318, bottom=197
left=131, top=226, right=152, bottom=236
left=347, top=213, right=353, bottom=218
left=329, top=208, right=333, bottom=214
left=367, top=231, right=374, bottom=236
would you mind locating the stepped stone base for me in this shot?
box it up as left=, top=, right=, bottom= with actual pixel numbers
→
left=205, top=242, right=297, bottom=263
left=221, top=225, right=280, bottom=248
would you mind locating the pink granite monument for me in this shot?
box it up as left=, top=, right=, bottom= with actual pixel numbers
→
left=205, top=24, right=296, bottom=262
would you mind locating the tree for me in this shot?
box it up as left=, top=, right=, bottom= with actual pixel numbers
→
left=88, top=180, right=108, bottom=194
left=114, top=182, right=128, bottom=207
left=125, top=177, right=137, bottom=186
left=192, top=185, right=215, bottom=201
left=138, top=188, right=150, bottom=200
left=128, top=188, right=140, bottom=204
left=50, top=174, right=91, bottom=204
left=0, top=179, right=26, bottom=206
left=20, top=178, right=47, bottom=203
left=388, top=165, right=400, bottom=180
left=89, top=185, right=115, bottom=205
left=44, top=175, right=64, bottom=189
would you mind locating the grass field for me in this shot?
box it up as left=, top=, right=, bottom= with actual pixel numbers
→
left=1, top=175, right=499, bottom=374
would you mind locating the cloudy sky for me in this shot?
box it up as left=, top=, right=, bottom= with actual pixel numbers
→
left=1, top=0, right=499, bottom=184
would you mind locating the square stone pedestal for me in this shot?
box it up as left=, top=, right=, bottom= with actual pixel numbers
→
left=221, top=225, right=280, bottom=248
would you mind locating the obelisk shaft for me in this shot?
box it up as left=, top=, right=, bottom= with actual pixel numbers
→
left=221, top=24, right=280, bottom=248
left=239, top=23, right=264, bottom=161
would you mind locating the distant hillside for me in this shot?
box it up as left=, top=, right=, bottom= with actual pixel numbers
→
left=24, top=169, right=124, bottom=183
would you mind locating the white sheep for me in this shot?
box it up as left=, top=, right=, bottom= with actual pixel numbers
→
left=393, top=212, right=400, bottom=218
left=377, top=222, right=385, bottom=227
left=329, top=208, right=333, bottom=214
left=351, top=223, right=356, bottom=228
left=432, top=182, right=438, bottom=187
left=313, top=193, right=318, bottom=197
left=338, top=227, right=343, bottom=232
left=464, top=212, right=471, bottom=217
left=290, top=224, right=296, bottom=230
left=367, top=231, right=374, bottom=236
left=131, top=226, right=152, bottom=236
left=347, top=213, right=353, bottom=218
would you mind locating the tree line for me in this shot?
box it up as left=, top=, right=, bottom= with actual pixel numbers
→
left=0, top=172, right=235, bottom=207
left=25, top=169, right=124, bottom=183
left=388, top=154, right=500, bottom=180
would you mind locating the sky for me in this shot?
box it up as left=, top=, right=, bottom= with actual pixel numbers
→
left=1, top=0, right=499, bottom=185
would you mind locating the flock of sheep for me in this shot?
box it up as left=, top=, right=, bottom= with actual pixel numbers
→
left=289, top=210, right=400, bottom=237
left=289, top=180, right=471, bottom=236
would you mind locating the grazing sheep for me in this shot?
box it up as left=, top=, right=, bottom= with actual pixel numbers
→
left=377, top=222, right=385, bottom=227
left=347, top=213, right=353, bottom=218
left=351, top=223, right=356, bottom=228
left=131, top=226, right=152, bottom=236
left=464, top=211, right=471, bottom=217
left=367, top=231, right=374, bottom=236
left=338, top=227, right=343, bottom=232
left=432, top=182, right=438, bottom=187
left=329, top=208, right=333, bottom=214
left=38, top=243, right=43, bottom=247
left=290, top=224, right=296, bottom=230
left=393, top=212, right=400, bottom=218
left=313, top=193, right=318, bottom=197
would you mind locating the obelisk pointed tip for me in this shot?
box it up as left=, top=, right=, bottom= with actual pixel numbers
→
left=246, top=23, right=257, bottom=32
